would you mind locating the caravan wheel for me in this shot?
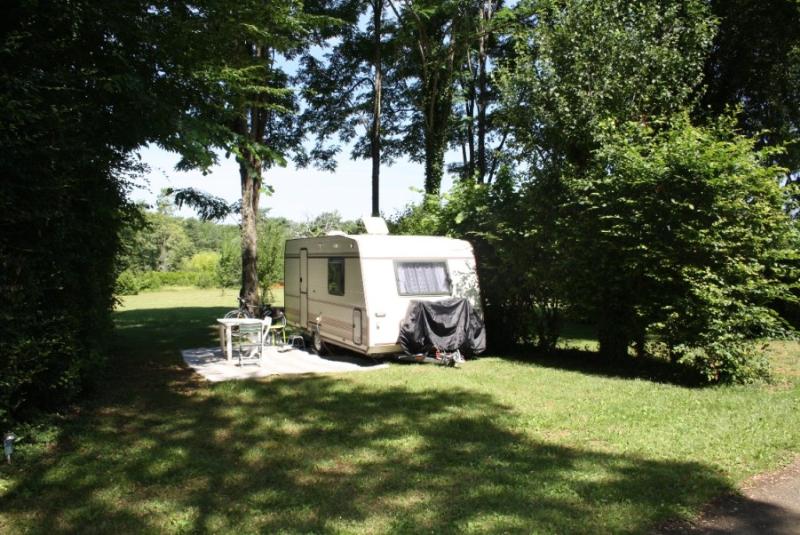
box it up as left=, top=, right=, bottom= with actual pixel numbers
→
left=312, top=330, right=328, bottom=356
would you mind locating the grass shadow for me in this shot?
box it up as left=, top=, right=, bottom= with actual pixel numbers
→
left=492, top=323, right=704, bottom=387
left=0, top=309, right=734, bottom=533
left=3, top=305, right=771, bottom=533
left=1, top=371, right=733, bottom=534
left=502, top=345, right=704, bottom=387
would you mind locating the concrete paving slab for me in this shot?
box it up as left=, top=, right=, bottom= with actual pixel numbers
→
left=181, top=346, right=389, bottom=382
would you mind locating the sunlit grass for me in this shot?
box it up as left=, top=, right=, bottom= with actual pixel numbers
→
left=116, top=286, right=284, bottom=310
left=0, top=289, right=797, bottom=534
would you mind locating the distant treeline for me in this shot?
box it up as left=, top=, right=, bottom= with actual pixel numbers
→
left=115, top=202, right=363, bottom=301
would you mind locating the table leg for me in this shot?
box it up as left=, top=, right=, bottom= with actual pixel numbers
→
left=226, top=325, right=233, bottom=362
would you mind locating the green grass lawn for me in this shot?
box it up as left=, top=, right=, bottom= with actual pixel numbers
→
left=1, top=288, right=798, bottom=534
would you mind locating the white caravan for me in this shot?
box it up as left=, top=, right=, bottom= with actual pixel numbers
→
left=283, top=221, right=481, bottom=356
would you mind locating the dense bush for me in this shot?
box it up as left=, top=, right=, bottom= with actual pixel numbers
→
left=115, top=270, right=143, bottom=295
left=569, top=114, right=797, bottom=382
left=0, top=4, right=144, bottom=424
left=0, top=153, right=132, bottom=424
left=216, top=238, right=243, bottom=289
left=114, top=270, right=219, bottom=295
left=257, top=219, right=288, bottom=302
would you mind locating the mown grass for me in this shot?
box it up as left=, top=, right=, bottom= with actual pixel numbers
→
left=0, top=289, right=798, bottom=534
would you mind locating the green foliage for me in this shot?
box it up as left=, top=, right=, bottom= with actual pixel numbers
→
left=291, top=211, right=364, bottom=237
left=257, top=218, right=289, bottom=302
left=700, top=0, right=800, bottom=176
left=115, top=270, right=221, bottom=295
left=567, top=113, right=798, bottom=382
left=393, top=0, right=482, bottom=194
left=182, top=250, right=221, bottom=274
left=501, top=0, right=715, bottom=168
left=182, top=251, right=221, bottom=288
left=115, top=202, right=242, bottom=293
left=0, top=0, right=163, bottom=423
left=115, top=270, right=144, bottom=296
left=298, top=0, right=406, bottom=169
left=217, top=238, right=243, bottom=289
left=117, top=206, right=194, bottom=273
left=387, top=194, right=444, bottom=236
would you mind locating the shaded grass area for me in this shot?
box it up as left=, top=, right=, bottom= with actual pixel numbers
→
left=550, top=322, right=799, bottom=386
left=0, top=289, right=798, bottom=533
left=117, top=286, right=284, bottom=310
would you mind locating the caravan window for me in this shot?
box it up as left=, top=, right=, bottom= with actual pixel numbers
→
left=395, top=261, right=451, bottom=296
left=328, top=258, right=345, bottom=295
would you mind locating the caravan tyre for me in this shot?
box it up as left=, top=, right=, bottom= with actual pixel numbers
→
left=312, top=330, right=328, bottom=356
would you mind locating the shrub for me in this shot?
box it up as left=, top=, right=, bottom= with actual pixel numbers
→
left=217, top=238, right=241, bottom=288
left=182, top=250, right=221, bottom=274
left=568, top=113, right=798, bottom=381
left=115, top=269, right=142, bottom=295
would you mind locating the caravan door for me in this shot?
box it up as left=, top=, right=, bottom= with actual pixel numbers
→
left=300, top=248, right=308, bottom=329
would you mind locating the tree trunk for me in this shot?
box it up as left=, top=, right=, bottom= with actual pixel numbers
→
left=598, top=324, right=630, bottom=360
left=423, top=74, right=452, bottom=195
left=597, top=302, right=632, bottom=360
left=477, top=3, right=488, bottom=183
left=370, top=0, right=383, bottom=217
left=239, top=151, right=261, bottom=308
left=466, top=96, right=475, bottom=180
left=236, top=43, right=268, bottom=307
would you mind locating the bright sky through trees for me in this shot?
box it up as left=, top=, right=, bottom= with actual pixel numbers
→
left=135, top=141, right=457, bottom=222
left=131, top=20, right=463, bottom=223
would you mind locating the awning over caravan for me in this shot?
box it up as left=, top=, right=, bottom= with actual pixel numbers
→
left=398, top=298, right=486, bottom=356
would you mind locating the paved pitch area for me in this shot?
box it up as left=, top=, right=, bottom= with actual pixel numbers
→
left=656, top=457, right=800, bottom=535
left=182, top=346, right=389, bottom=382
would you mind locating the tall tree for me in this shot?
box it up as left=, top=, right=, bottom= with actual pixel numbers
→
left=699, top=0, right=800, bottom=178
left=0, top=0, right=250, bottom=419
left=451, top=0, right=509, bottom=184
left=389, top=0, right=477, bottom=194
left=299, top=0, right=405, bottom=217
left=173, top=1, right=324, bottom=306
left=500, top=0, right=716, bottom=359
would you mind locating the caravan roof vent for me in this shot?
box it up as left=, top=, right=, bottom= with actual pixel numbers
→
left=362, top=216, right=389, bottom=235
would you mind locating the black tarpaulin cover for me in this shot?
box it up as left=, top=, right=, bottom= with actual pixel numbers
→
left=398, top=298, right=486, bottom=356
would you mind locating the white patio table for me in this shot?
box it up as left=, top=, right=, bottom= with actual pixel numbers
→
left=217, top=318, right=268, bottom=362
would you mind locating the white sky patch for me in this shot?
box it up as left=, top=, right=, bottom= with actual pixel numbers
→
left=132, top=144, right=456, bottom=221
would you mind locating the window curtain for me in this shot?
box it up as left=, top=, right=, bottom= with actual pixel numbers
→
left=396, top=262, right=450, bottom=295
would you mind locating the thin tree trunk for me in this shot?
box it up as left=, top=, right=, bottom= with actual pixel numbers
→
left=370, top=0, right=383, bottom=217
left=466, top=95, right=475, bottom=180
left=461, top=140, right=468, bottom=179
left=464, top=52, right=476, bottom=181
left=477, top=2, right=489, bottom=183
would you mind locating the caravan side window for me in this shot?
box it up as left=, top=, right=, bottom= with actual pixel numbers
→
left=395, top=261, right=451, bottom=296
left=328, top=257, right=345, bottom=296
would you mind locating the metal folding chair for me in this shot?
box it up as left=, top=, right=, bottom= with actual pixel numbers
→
left=233, top=317, right=271, bottom=366
left=268, top=314, right=287, bottom=346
